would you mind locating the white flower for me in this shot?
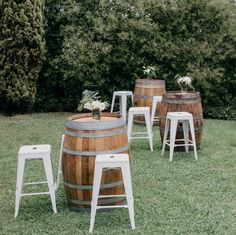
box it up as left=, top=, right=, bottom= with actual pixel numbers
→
left=177, top=76, right=192, bottom=85
left=84, top=100, right=108, bottom=111
left=84, top=102, right=93, bottom=111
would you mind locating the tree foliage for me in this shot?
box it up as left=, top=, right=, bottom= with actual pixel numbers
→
left=0, top=0, right=45, bottom=113
left=15, top=0, right=236, bottom=119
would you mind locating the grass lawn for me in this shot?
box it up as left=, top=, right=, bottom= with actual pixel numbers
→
left=0, top=112, right=236, bottom=235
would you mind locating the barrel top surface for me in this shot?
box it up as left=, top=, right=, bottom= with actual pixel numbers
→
left=164, top=91, right=200, bottom=97
left=74, top=116, right=117, bottom=122
left=66, top=112, right=125, bottom=130
left=136, top=78, right=165, bottom=84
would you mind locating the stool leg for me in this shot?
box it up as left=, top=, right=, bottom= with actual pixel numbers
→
left=43, top=155, right=57, bottom=213
left=121, top=95, right=127, bottom=122
left=127, top=111, right=133, bottom=142
left=14, top=156, right=26, bottom=218
left=89, top=165, right=103, bottom=233
left=161, top=118, right=170, bottom=156
left=151, top=99, right=157, bottom=127
left=111, top=94, right=116, bottom=112
left=169, top=119, right=178, bottom=162
left=121, top=164, right=135, bottom=229
left=56, top=134, right=64, bottom=191
left=189, top=119, right=198, bottom=160
left=182, top=120, right=189, bottom=153
left=131, top=94, right=134, bottom=106
left=144, top=112, right=153, bottom=151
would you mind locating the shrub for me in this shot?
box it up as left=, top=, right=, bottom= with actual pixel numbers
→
left=36, top=0, right=236, bottom=119
left=0, top=0, right=45, bottom=114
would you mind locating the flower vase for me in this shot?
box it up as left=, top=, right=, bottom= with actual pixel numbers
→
left=92, top=109, right=101, bottom=120
left=181, top=86, right=188, bottom=93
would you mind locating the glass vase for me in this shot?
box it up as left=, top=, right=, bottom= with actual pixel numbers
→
left=92, top=109, right=101, bottom=120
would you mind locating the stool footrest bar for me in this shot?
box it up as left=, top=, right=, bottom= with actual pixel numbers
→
left=21, top=192, right=50, bottom=196
left=24, top=181, right=48, bottom=186
left=96, top=205, right=128, bottom=209
left=98, top=194, right=126, bottom=198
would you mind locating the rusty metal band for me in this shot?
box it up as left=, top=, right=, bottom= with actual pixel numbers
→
left=63, top=145, right=129, bottom=156
left=161, top=99, right=201, bottom=104
left=68, top=197, right=126, bottom=206
left=66, top=117, right=125, bottom=130
left=64, top=180, right=123, bottom=190
left=64, top=127, right=127, bottom=138
left=136, top=80, right=165, bottom=84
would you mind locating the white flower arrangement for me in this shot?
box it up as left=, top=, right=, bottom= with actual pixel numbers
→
left=83, top=100, right=108, bottom=111
left=142, top=65, right=157, bottom=79
left=77, top=90, right=109, bottom=120
left=177, top=75, right=194, bottom=92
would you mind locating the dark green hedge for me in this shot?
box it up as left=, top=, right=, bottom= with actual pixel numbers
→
left=0, top=0, right=45, bottom=114
left=2, top=0, right=235, bottom=119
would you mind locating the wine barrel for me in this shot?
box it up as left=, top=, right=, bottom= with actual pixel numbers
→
left=159, top=91, right=203, bottom=151
left=134, top=79, right=166, bottom=124
left=62, top=112, right=129, bottom=210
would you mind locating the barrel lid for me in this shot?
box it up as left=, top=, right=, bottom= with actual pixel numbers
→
left=66, top=112, right=125, bottom=130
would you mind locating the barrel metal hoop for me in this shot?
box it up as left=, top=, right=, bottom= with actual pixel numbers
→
left=63, top=145, right=129, bottom=156
left=136, top=80, right=165, bottom=84
left=64, top=127, right=127, bottom=138
left=64, top=180, right=123, bottom=190
left=68, top=197, right=126, bottom=206
left=161, top=99, right=201, bottom=104
left=66, top=118, right=125, bottom=130
left=135, top=85, right=165, bottom=88
left=134, top=95, right=153, bottom=100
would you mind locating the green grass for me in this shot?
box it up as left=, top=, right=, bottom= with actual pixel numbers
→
left=0, top=113, right=236, bottom=235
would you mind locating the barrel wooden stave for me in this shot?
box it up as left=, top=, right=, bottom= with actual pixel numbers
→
left=134, top=79, right=166, bottom=124
left=159, top=92, right=203, bottom=151
left=62, top=113, right=129, bottom=210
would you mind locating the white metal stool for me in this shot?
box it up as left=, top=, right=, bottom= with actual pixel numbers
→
left=89, top=154, right=135, bottom=233
left=127, top=107, right=153, bottom=151
left=14, top=145, right=57, bottom=217
left=161, top=112, right=198, bottom=161
left=151, top=96, right=162, bottom=126
left=111, top=91, right=133, bottom=122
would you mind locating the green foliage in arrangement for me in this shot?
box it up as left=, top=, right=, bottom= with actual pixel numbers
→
left=0, top=0, right=45, bottom=114
left=36, top=0, right=236, bottom=119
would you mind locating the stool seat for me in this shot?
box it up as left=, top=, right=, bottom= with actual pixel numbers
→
left=18, top=145, right=51, bottom=157
left=111, top=91, right=133, bottom=122
left=161, top=111, right=198, bottom=161
left=113, top=91, right=133, bottom=95
left=89, top=154, right=135, bottom=233
left=96, top=154, right=129, bottom=163
left=129, top=107, right=149, bottom=113
left=14, top=144, right=57, bottom=217
left=167, top=112, right=192, bottom=119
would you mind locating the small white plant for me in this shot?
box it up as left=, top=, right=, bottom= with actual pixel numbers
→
left=142, top=65, right=157, bottom=79
left=83, top=100, right=108, bottom=112
left=177, top=75, right=194, bottom=92
left=77, top=90, right=109, bottom=120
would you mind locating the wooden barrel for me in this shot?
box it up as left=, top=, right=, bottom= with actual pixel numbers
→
left=134, top=79, right=166, bottom=124
left=159, top=91, right=203, bottom=151
left=62, top=112, right=129, bottom=210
